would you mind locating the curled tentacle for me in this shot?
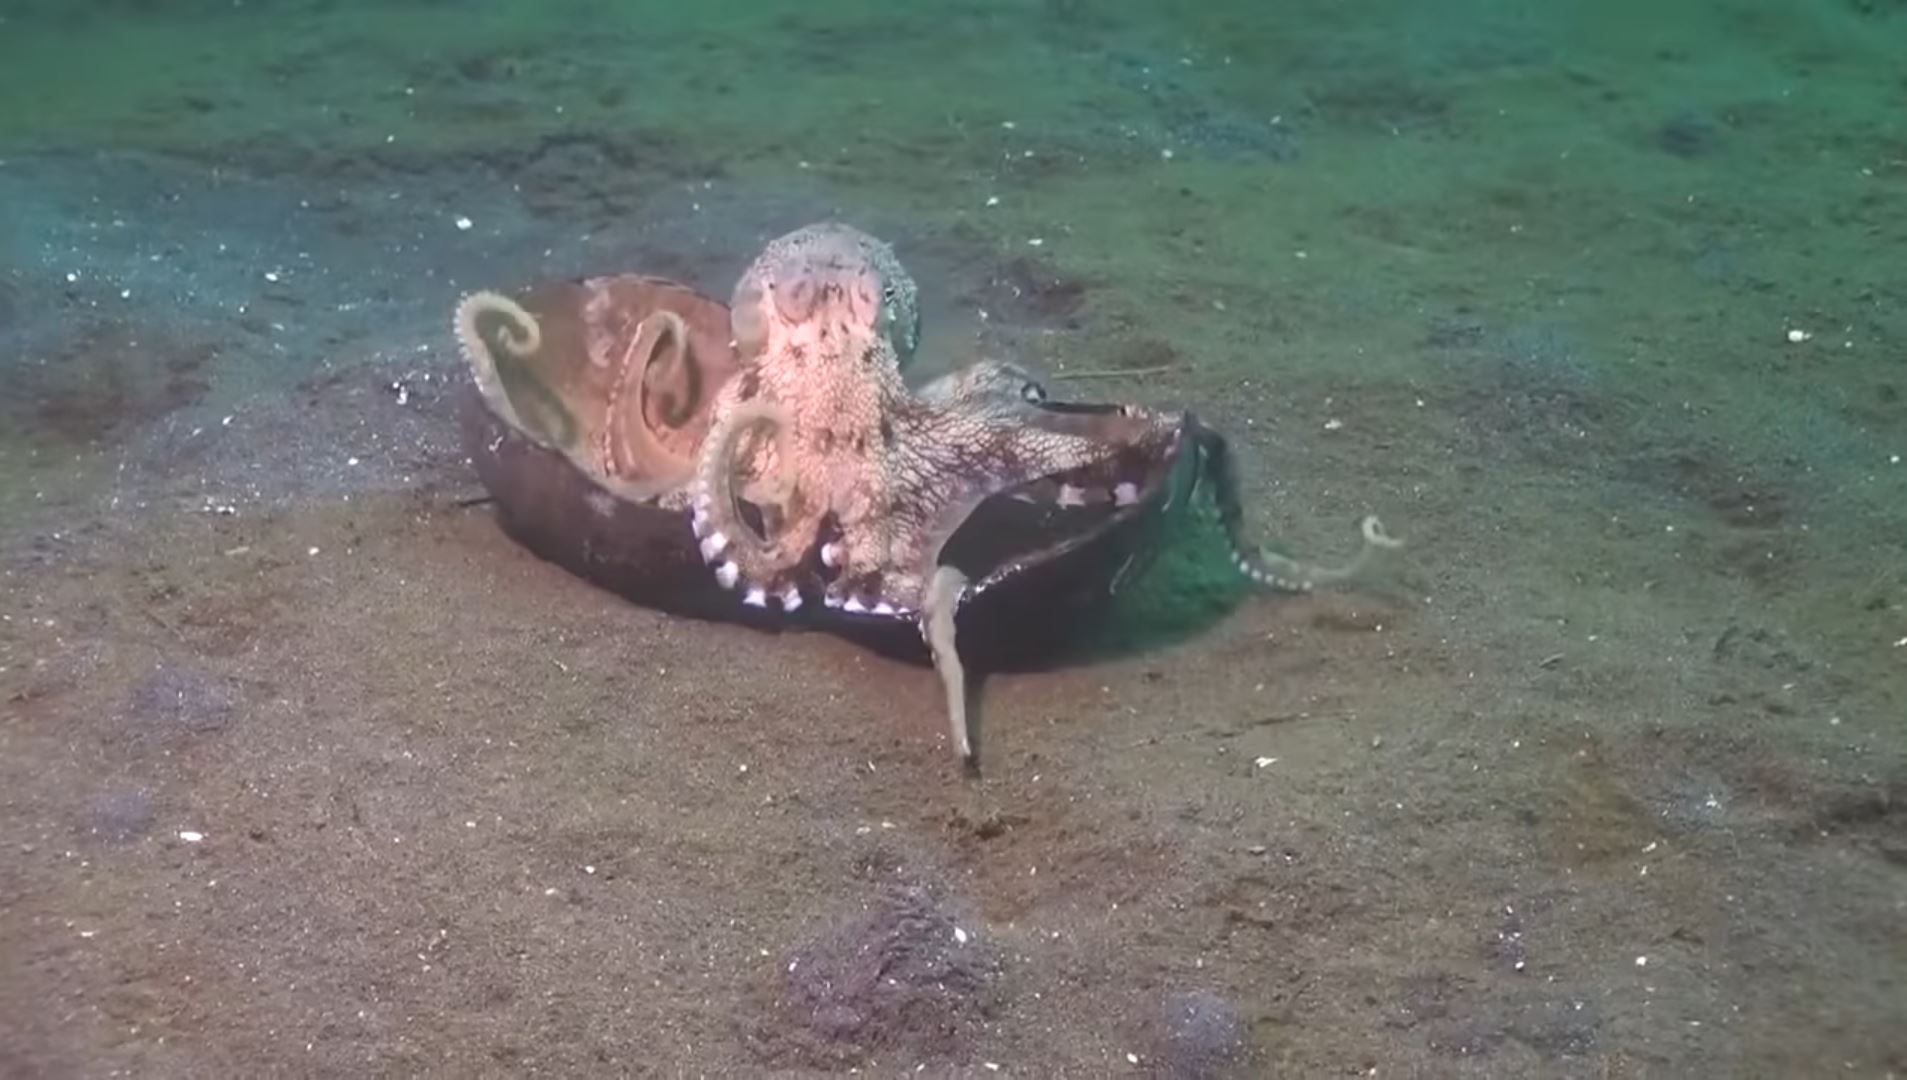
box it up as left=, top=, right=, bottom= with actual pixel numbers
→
left=455, top=290, right=542, bottom=362
left=1231, top=514, right=1402, bottom=591
left=1192, top=417, right=1404, bottom=592
left=602, top=310, right=695, bottom=489
left=455, top=291, right=571, bottom=443
left=641, top=310, right=706, bottom=429
left=691, top=397, right=814, bottom=606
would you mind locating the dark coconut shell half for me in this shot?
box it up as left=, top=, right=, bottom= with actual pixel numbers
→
left=455, top=275, right=1204, bottom=672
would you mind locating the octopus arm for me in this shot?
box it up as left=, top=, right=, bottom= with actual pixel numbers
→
left=691, top=393, right=822, bottom=600
left=921, top=565, right=973, bottom=762
left=897, top=410, right=1127, bottom=570
left=602, top=310, right=697, bottom=491
left=1191, top=419, right=1404, bottom=592
left=454, top=290, right=567, bottom=443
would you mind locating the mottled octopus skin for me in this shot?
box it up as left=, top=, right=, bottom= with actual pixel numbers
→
left=690, top=223, right=1177, bottom=616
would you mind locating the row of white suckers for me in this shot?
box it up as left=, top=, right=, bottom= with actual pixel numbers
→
left=682, top=478, right=1149, bottom=614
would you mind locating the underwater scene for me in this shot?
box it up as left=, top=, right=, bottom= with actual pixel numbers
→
left=1, top=1, right=1902, bottom=1075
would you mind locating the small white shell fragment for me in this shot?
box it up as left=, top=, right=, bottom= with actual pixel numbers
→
left=1635, top=955, right=1649, bottom=967
left=178, top=830, right=204, bottom=843
left=985, top=195, right=1000, bottom=207
left=454, top=215, right=473, bottom=231
left=1785, top=327, right=1811, bottom=343
left=953, top=927, right=969, bottom=944
left=1254, top=756, right=1278, bottom=769
left=1127, top=1052, right=1140, bottom=1064
left=1322, top=418, right=1344, bottom=431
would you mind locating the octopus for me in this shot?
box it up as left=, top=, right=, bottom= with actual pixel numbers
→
left=453, top=223, right=1403, bottom=764
left=690, top=223, right=1184, bottom=620
left=678, top=223, right=1400, bottom=760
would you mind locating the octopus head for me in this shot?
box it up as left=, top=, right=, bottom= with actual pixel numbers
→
left=730, top=223, right=920, bottom=370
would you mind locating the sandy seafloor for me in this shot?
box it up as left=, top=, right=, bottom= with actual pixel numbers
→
left=1, top=1, right=1903, bottom=1076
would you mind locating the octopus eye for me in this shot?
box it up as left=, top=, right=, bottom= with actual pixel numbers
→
left=1020, top=381, right=1047, bottom=405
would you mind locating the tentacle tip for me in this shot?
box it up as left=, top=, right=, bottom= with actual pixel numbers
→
left=1361, top=515, right=1405, bottom=550
left=456, top=290, right=542, bottom=357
